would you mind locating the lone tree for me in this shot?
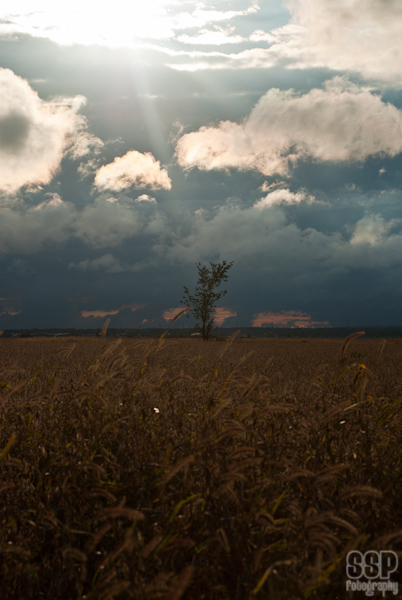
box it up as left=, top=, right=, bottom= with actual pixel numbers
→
left=181, top=260, right=234, bottom=341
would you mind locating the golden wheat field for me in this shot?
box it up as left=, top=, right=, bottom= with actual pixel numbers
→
left=1, top=333, right=402, bottom=599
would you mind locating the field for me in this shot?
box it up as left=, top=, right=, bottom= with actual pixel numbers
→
left=1, top=333, right=402, bottom=599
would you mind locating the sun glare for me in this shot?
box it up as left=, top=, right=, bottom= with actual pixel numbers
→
left=1, top=0, right=177, bottom=47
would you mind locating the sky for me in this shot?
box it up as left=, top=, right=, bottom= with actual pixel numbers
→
left=1, top=0, right=402, bottom=330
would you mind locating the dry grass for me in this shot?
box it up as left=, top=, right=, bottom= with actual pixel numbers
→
left=1, top=333, right=402, bottom=599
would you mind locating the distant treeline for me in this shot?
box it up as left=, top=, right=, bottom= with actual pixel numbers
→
left=2, top=327, right=402, bottom=339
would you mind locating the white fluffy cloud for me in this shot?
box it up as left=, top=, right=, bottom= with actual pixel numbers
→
left=349, top=214, right=399, bottom=247
left=67, top=131, right=104, bottom=159
left=0, top=68, right=86, bottom=194
left=94, top=151, right=172, bottom=192
left=254, top=188, right=313, bottom=209
left=136, top=194, right=157, bottom=203
left=282, top=0, right=402, bottom=83
left=168, top=1, right=402, bottom=78
left=176, top=78, right=402, bottom=176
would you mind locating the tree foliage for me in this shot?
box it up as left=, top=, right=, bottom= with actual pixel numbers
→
left=181, top=260, right=234, bottom=341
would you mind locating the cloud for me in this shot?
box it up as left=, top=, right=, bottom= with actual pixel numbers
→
left=68, top=253, right=159, bottom=273
left=77, top=159, right=102, bottom=179
left=69, top=254, right=129, bottom=273
left=0, top=197, right=76, bottom=255
left=0, top=192, right=167, bottom=255
left=172, top=3, right=259, bottom=31
left=130, top=304, right=146, bottom=312
left=177, top=26, right=245, bottom=46
left=0, top=296, right=22, bottom=317
left=177, top=1, right=401, bottom=80
left=2, top=2, right=257, bottom=47
left=250, top=30, right=276, bottom=43
left=253, top=188, right=313, bottom=209
left=164, top=25, right=298, bottom=71
left=0, top=1, right=260, bottom=54
left=81, top=309, right=120, bottom=318
left=349, top=214, right=398, bottom=247
left=282, top=0, right=402, bottom=83
left=33, top=193, right=63, bottom=211
left=0, top=308, right=22, bottom=317
left=72, top=196, right=166, bottom=248
left=154, top=200, right=327, bottom=267
left=6, top=258, right=34, bottom=275
left=3, top=0, right=400, bottom=83
left=153, top=195, right=402, bottom=280
left=164, top=45, right=278, bottom=72
left=175, top=78, right=402, bottom=176
left=67, top=131, right=104, bottom=159
left=81, top=303, right=146, bottom=318
left=0, top=68, right=86, bottom=194
left=163, top=307, right=183, bottom=322
left=94, top=151, right=172, bottom=192
left=252, top=310, right=330, bottom=328
left=0, top=0, right=175, bottom=46
left=213, top=307, right=237, bottom=326
left=163, top=306, right=236, bottom=325
left=136, top=194, right=157, bottom=203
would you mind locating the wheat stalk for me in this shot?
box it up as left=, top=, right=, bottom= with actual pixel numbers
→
left=101, top=317, right=111, bottom=337
left=340, top=331, right=365, bottom=357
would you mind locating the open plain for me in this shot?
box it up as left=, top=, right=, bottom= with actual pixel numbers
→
left=1, top=334, right=402, bottom=599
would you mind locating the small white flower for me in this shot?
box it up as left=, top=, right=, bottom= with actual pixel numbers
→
left=154, top=407, right=160, bottom=413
